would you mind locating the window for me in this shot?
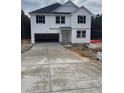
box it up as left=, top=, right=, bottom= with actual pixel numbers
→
left=82, top=30, right=86, bottom=37
left=61, top=16, right=65, bottom=24
left=36, top=15, right=45, bottom=24
left=77, top=30, right=81, bottom=38
left=56, top=16, right=60, bottom=24
left=78, top=15, right=86, bottom=24
left=77, top=30, right=86, bottom=38
left=56, top=16, right=65, bottom=24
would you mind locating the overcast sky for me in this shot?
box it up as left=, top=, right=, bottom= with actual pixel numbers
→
left=21, top=0, right=102, bottom=15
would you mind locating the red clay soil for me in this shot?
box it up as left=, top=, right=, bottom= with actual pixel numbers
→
left=90, top=40, right=102, bottom=43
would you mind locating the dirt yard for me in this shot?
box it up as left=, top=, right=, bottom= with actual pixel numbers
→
left=65, top=43, right=102, bottom=64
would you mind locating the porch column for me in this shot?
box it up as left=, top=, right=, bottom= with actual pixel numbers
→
left=59, top=31, right=62, bottom=42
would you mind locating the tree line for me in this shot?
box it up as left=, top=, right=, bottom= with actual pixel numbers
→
left=21, top=10, right=31, bottom=39
left=21, top=10, right=102, bottom=40
left=91, top=14, right=102, bottom=40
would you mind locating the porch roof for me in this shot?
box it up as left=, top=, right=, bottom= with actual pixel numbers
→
left=60, top=27, right=72, bottom=31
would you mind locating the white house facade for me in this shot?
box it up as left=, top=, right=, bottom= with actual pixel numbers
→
left=29, top=0, right=92, bottom=44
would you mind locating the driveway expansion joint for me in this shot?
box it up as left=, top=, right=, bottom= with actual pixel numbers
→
left=47, top=45, right=52, bottom=92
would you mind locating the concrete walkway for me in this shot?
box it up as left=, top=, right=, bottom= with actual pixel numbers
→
left=21, top=43, right=102, bottom=93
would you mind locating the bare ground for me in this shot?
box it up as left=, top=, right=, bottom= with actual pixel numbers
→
left=65, top=44, right=102, bottom=65
left=21, top=39, right=32, bottom=53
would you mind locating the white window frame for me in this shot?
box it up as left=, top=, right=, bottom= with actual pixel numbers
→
left=78, top=15, right=86, bottom=24
left=77, top=30, right=86, bottom=38
left=82, top=30, right=86, bottom=38
left=56, top=16, right=65, bottom=24
left=36, top=15, right=45, bottom=24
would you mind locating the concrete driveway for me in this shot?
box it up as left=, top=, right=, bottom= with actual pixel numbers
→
left=21, top=43, right=102, bottom=93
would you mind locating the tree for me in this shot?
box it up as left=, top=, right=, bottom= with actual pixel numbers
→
left=91, top=14, right=102, bottom=40
left=21, top=10, right=31, bottom=39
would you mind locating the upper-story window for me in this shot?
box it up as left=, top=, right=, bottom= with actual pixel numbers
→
left=78, top=15, right=86, bottom=24
left=61, top=16, right=65, bottom=24
left=56, top=16, right=60, bottom=24
left=36, top=15, right=45, bottom=24
left=56, top=16, right=65, bottom=24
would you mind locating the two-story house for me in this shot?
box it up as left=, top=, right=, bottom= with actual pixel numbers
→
left=29, top=0, right=93, bottom=44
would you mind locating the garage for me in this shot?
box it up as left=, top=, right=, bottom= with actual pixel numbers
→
left=35, top=34, right=59, bottom=43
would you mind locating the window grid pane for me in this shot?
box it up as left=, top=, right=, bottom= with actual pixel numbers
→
left=61, top=16, right=65, bottom=24
left=56, top=16, right=65, bottom=24
left=78, top=15, right=86, bottom=24
left=56, top=16, right=60, bottom=24
left=82, top=31, right=86, bottom=37
left=77, top=30, right=81, bottom=38
left=36, top=15, right=45, bottom=24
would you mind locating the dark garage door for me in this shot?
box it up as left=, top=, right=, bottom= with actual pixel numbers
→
left=35, top=34, right=59, bottom=42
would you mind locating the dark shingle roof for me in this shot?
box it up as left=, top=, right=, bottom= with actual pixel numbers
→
left=30, top=3, right=62, bottom=14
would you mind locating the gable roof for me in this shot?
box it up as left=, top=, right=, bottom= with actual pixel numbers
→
left=29, top=0, right=93, bottom=15
left=29, top=3, right=61, bottom=14
left=80, top=5, right=93, bottom=15
left=52, top=0, right=78, bottom=13
left=71, top=5, right=93, bottom=15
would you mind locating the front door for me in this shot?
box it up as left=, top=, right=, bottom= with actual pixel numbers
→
left=62, top=31, right=70, bottom=42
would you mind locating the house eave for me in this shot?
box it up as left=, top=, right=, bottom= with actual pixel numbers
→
left=29, top=12, right=71, bottom=16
